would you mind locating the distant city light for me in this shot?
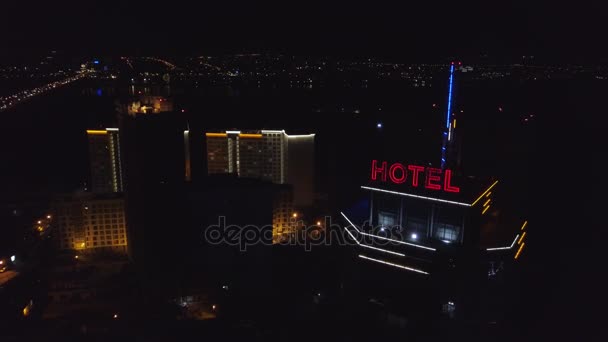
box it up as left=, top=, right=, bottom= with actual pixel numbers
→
left=10, top=255, right=15, bottom=262
left=93, top=60, right=100, bottom=64
left=46, top=215, right=51, bottom=219
left=411, top=233, right=418, bottom=240
left=376, top=122, right=382, bottom=128
left=113, top=314, right=118, bottom=319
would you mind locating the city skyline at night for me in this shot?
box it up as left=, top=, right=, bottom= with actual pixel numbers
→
left=0, top=2, right=601, bottom=341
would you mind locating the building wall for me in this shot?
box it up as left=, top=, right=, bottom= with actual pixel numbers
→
left=87, top=129, right=123, bottom=193
left=205, top=130, right=313, bottom=206
left=51, top=195, right=128, bottom=254
left=206, top=134, right=230, bottom=174
left=370, top=193, right=467, bottom=245
left=236, top=135, right=266, bottom=179
left=286, top=134, right=315, bottom=206
left=272, top=187, right=295, bottom=243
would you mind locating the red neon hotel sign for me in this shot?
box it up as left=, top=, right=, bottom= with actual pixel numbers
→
left=370, top=160, right=460, bottom=193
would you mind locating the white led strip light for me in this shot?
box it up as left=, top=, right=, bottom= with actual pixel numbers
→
left=361, top=186, right=471, bottom=207
left=359, top=254, right=430, bottom=275
left=486, top=234, right=520, bottom=251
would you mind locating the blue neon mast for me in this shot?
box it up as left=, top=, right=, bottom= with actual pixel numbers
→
left=446, top=64, right=455, bottom=129
left=441, top=63, right=456, bottom=169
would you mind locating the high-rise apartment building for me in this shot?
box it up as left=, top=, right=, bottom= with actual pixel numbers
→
left=205, top=130, right=314, bottom=206
left=51, top=193, right=128, bottom=255
left=86, top=128, right=123, bottom=193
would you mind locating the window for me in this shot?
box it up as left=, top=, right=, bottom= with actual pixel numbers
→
left=433, top=205, right=462, bottom=242
left=434, top=226, right=459, bottom=241
left=378, top=211, right=397, bottom=227
left=404, top=200, right=429, bottom=232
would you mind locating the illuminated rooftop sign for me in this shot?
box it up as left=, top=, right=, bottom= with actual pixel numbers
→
left=370, top=160, right=460, bottom=193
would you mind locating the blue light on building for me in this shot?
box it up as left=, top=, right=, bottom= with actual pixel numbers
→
left=446, top=64, right=455, bottom=129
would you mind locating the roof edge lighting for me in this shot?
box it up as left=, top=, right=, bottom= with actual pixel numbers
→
left=206, top=133, right=228, bottom=137
left=486, top=233, right=520, bottom=251
left=471, top=180, right=499, bottom=206
left=86, top=130, right=107, bottom=135
left=239, top=133, right=263, bottom=138
left=361, top=186, right=471, bottom=207
left=514, top=242, right=525, bottom=260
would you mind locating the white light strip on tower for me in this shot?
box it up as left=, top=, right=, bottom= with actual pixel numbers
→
left=360, top=244, right=406, bottom=256
left=360, top=186, right=471, bottom=207
left=486, top=234, right=520, bottom=251
left=359, top=255, right=430, bottom=275
left=359, top=232, right=437, bottom=251
left=340, top=211, right=362, bottom=232
left=261, top=130, right=285, bottom=134
left=226, top=130, right=241, bottom=134
left=448, top=124, right=452, bottom=141
left=340, top=212, right=436, bottom=251
left=510, top=234, right=520, bottom=248
left=287, top=134, right=316, bottom=138
left=105, top=128, right=119, bottom=131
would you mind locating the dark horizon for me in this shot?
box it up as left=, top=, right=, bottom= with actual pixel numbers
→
left=2, top=0, right=608, bottom=64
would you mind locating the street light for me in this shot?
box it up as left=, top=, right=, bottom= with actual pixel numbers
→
left=46, top=215, right=51, bottom=219
left=292, top=213, right=298, bottom=218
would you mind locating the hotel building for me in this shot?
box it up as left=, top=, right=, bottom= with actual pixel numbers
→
left=205, top=130, right=315, bottom=207
left=51, top=193, right=128, bottom=255
left=86, top=128, right=123, bottom=193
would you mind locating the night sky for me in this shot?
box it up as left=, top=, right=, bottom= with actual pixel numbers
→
left=2, top=0, right=608, bottom=63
